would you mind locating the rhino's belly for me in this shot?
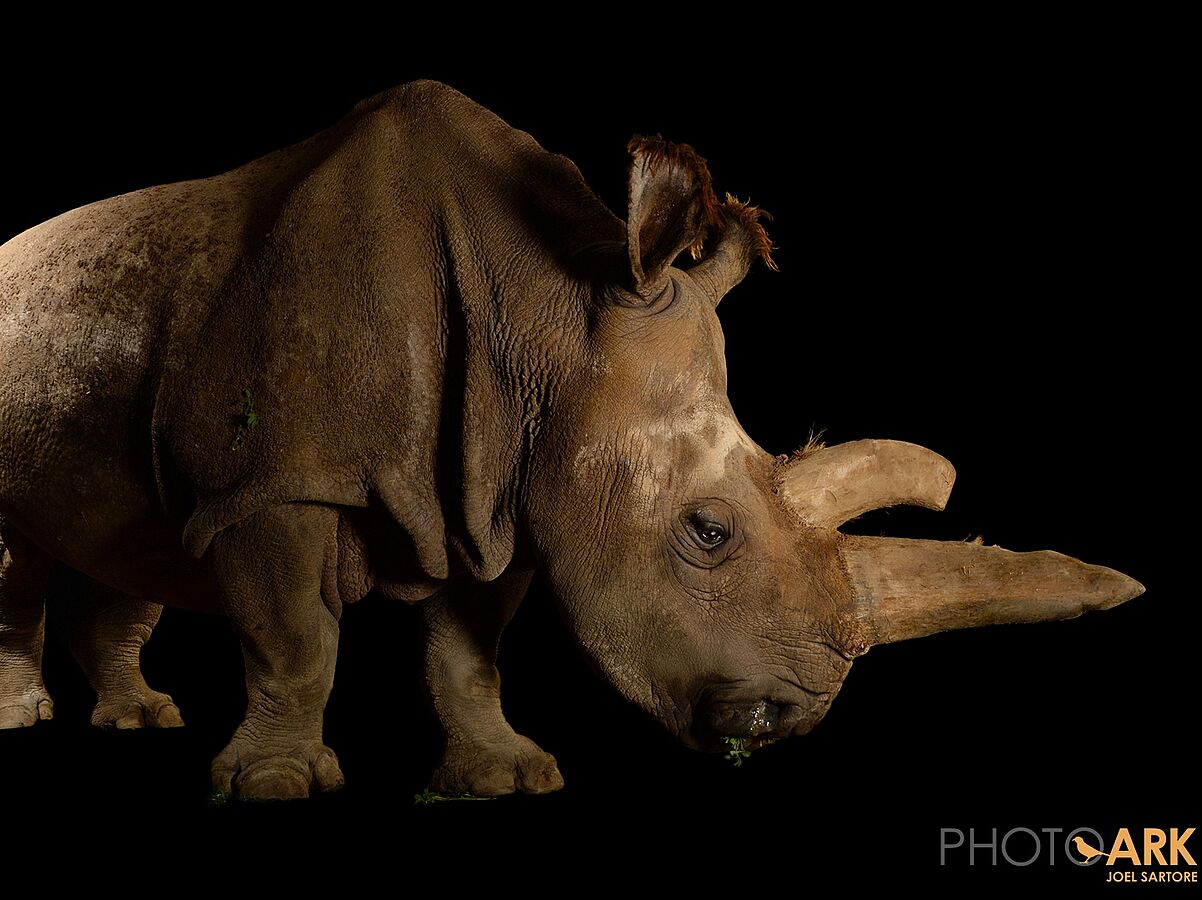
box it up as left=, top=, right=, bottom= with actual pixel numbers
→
left=4, top=501, right=223, bottom=613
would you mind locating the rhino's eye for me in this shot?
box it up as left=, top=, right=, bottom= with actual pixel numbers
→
left=674, top=503, right=740, bottom=568
left=689, top=515, right=729, bottom=549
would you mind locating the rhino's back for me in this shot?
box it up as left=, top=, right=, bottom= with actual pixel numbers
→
left=0, top=125, right=319, bottom=397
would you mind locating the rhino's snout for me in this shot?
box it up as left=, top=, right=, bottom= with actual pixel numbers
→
left=700, top=695, right=806, bottom=745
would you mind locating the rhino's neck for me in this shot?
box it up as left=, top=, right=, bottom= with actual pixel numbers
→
left=380, top=83, right=623, bottom=582
left=427, top=196, right=611, bottom=581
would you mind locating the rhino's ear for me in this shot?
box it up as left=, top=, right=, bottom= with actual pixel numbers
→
left=689, top=195, right=778, bottom=306
left=625, top=136, right=719, bottom=296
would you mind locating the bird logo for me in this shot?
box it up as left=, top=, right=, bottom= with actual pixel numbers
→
left=1072, top=835, right=1107, bottom=862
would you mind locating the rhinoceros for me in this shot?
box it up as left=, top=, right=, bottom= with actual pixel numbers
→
left=0, top=80, right=1143, bottom=801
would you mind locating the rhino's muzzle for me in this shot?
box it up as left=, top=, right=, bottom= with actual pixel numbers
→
left=698, top=694, right=808, bottom=746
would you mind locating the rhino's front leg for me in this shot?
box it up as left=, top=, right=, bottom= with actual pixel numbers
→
left=422, top=569, right=564, bottom=796
left=209, top=504, right=344, bottom=801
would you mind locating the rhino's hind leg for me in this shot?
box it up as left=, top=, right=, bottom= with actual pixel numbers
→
left=421, top=570, right=564, bottom=796
left=68, top=584, right=183, bottom=729
left=0, top=521, right=55, bottom=728
left=209, top=504, right=344, bottom=801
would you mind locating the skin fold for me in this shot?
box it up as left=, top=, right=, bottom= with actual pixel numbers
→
left=0, top=81, right=1144, bottom=800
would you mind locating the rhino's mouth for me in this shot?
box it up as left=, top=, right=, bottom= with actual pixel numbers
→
left=689, top=683, right=829, bottom=751
left=706, top=698, right=801, bottom=737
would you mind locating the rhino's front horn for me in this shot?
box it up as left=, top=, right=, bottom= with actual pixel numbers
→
left=777, top=439, right=956, bottom=528
left=841, top=537, right=1145, bottom=646
left=777, top=438, right=1144, bottom=650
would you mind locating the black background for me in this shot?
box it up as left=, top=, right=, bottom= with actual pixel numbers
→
left=1, top=29, right=1192, bottom=889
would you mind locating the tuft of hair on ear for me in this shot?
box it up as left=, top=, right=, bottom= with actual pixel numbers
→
left=627, top=134, right=723, bottom=257
left=717, top=193, right=779, bottom=272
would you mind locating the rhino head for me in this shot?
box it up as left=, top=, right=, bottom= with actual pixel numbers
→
left=527, top=138, right=1143, bottom=752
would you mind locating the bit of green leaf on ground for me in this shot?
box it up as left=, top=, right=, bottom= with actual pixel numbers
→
left=413, top=787, right=496, bottom=805
left=207, top=790, right=231, bottom=808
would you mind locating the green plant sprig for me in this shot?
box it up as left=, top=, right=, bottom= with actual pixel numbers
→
left=723, top=736, right=753, bottom=767
left=230, top=389, right=260, bottom=450
left=413, top=787, right=496, bottom=805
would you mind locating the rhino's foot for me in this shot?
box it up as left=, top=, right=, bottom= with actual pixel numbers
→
left=92, top=690, right=184, bottom=730
left=0, top=686, right=54, bottom=728
left=433, top=734, right=564, bottom=797
left=212, top=740, right=345, bottom=801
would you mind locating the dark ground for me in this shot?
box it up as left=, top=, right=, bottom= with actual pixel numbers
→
left=0, top=28, right=1192, bottom=891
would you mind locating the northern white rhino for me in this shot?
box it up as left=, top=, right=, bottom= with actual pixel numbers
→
left=0, top=80, right=1143, bottom=800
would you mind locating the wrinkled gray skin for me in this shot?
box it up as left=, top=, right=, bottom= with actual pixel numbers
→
left=0, top=81, right=1143, bottom=799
